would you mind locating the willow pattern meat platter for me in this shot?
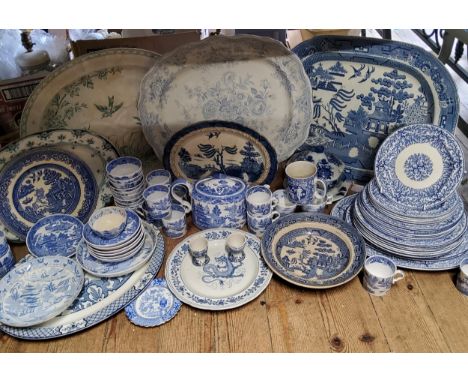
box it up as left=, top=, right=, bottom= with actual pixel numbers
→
left=261, top=213, right=366, bottom=289
left=0, top=227, right=164, bottom=339
left=0, top=148, right=98, bottom=241
left=164, top=120, right=277, bottom=185
left=20, top=48, right=160, bottom=157
left=0, top=129, right=119, bottom=242
left=165, top=228, right=272, bottom=310
left=139, top=35, right=313, bottom=162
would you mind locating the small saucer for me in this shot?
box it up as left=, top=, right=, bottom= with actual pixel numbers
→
left=125, top=278, right=182, bottom=327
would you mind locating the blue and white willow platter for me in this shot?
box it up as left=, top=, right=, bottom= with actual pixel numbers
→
left=374, top=124, right=464, bottom=209
left=0, top=256, right=84, bottom=327
left=139, top=34, right=313, bottom=162
left=0, top=226, right=164, bottom=339
left=0, top=148, right=97, bottom=241
left=26, top=214, right=83, bottom=258
left=261, top=212, right=366, bottom=289
left=20, top=48, right=160, bottom=157
left=163, top=120, right=278, bottom=185
left=293, top=36, right=459, bottom=182
left=0, top=129, right=119, bottom=243
left=165, top=228, right=272, bottom=310
left=125, top=278, right=182, bottom=327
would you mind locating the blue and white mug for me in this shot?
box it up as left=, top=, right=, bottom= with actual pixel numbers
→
left=285, top=161, right=327, bottom=205
left=363, top=255, right=405, bottom=296
left=143, top=185, right=172, bottom=214
left=246, top=185, right=278, bottom=215
left=162, top=204, right=187, bottom=239
left=0, top=245, right=15, bottom=279
left=247, top=210, right=280, bottom=237
left=456, top=258, right=468, bottom=296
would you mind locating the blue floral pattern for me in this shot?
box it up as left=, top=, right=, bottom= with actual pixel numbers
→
left=403, top=153, right=433, bottom=181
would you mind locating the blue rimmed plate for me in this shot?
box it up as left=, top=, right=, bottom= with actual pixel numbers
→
left=125, top=278, right=182, bottom=327
left=26, top=214, right=83, bottom=258
left=165, top=228, right=272, bottom=311
left=261, top=212, right=366, bottom=289
left=163, top=120, right=278, bottom=185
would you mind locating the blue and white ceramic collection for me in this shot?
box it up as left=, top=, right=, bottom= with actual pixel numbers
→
left=247, top=210, right=280, bottom=237
left=162, top=204, right=187, bottom=238
left=285, top=161, right=328, bottom=205
left=125, top=277, right=182, bottom=327
left=363, top=255, right=405, bottom=296
left=88, top=207, right=127, bottom=239
left=188, top=236, right=210, bottom=266
left=143, top=185, right=172, bottom=214
left=226, top=232, right=247, bottom=262
left=272, top=189, right=297, bottom=216
left=456, top=258, right=468, bottom=296
left=246, top=185, right=278, bottom=215
left=26, top=214, right=83, bottom=258
left=146, top=169, right=172, bottom=187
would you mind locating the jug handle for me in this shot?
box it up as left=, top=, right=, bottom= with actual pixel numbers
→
left=171, top=178, right=193, bottom=213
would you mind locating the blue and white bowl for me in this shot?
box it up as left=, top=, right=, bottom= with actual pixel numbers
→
left=106, top=156, right=143, bottom=181
left=146, top=169, right=172, bottom=187
left=88, top=207, right=127, bottom=239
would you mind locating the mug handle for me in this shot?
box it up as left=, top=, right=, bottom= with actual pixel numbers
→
left=392, top=270, right=405, bottom=283
left=271, top=210, right=280, bottom=222
left=271, top=196, right=279, bottom=209
left=313, top=178, right=328, bottom=201
left=171, top=178, right=193, bottom=214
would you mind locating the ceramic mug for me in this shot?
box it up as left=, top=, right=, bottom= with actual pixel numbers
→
left=363, top=255, right=405, bottom=296
left=225, top=232, right=247, bottom=262
left=456, top=258, right=468, bottom=296
left=143, top=185, right=172, bottom=215
left=285, top=161, right=328, bottom=205
left=247, top=211, right=280, bottom=236
left=301, top=184, right=332, bottom=213
left=0, top=246, right=15, bottom=279
left=189, top=236, right=210, bottom=266
left=162, top=204, right=187, bottom=238
left=146, top=169, right=172, bottom=187
left=272, top=189, right=297, bottom=216
left=246, top=185, right=278, bottom=215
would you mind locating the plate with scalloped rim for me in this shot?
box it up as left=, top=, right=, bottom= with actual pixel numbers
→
left=0, top=129, right=119, bottom=243
left=20, top=48, right=160, bottom=157
left=139, top=34, right=313, bottom=162
left=165, top=228, right=272, bottom=311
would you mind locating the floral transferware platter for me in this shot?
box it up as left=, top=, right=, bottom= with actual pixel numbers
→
left=374, top=124, right=464, bottom=209
left=165, top=228, right=272, bottom=311
left=125, top=277, right=182, bottom=327
left=26, top=214, right=83, bottom=258
left=163, top=120, right=278, bottom=185
left=261, top=212, right=366, bottom=289
left=139, top=34, right=313, bottom=162
left=19, top=48, right=160, bottom=157
left=0, top=148, right=98, bottom=241
left=0, top=226, right=164, bottom=339
left=0, top=129, right=119, bottom=243
left=0, top=256, right=84, bottom=327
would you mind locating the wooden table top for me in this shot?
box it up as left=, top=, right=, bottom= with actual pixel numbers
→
left=2, top=175, right=468, bottom=353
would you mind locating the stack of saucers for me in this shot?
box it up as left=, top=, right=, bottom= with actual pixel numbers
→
left=332, top=124, right=467, bottom=270
left=106, top=157, right=146, bottom=210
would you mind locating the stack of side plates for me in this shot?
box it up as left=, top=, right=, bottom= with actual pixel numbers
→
left=331, top=124, right=467, bottom=271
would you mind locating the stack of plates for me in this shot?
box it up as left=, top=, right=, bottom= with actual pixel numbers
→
left=331, top=124, right=467, bottom=271
left=106, top=157, right=146, bottom=209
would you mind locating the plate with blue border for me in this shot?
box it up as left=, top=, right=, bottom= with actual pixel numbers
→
left=261, top=212, right=366, bottom=289
left=26, top=214, right=83, bottom=258
left=125, top=278, right=182, bottom=327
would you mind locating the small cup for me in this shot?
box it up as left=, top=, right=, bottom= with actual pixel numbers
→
left=189, top=236, right=210, bottom=266
left=146, top=169, right=172, bottom=187
left=143, top=185, right=172, bottom=214
left=226, top=232, right=246, bottom=262
left=301, top=185, right=332, bottom=213
left=106, top=156, right=142, bottom=181
left=247, top=211, right=280, bottom=237
left=456, top=258, right=468, bottom=296
left=246, top=185, right=278, bottom=215
left=285, top=161, right=328, bottom=205
left=89, top=207, right=127, bottom=239
left=363, top=255, right=405, bottom=296
left=162, top=204, right=187, bottom=238
left=0, top=246, right=15, bottom=279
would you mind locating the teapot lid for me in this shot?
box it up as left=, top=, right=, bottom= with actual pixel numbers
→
left=194, top=173, right=246, bottom=198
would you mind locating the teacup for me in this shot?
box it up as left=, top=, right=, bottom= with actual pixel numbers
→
left=301, top=184, right=332, bottom=213
left=143, top=185, right=172, bottom=214
left=106, top=156, right=142, bottom=181
left=88, top=207, right=127, bottom=239
left=0, top=233, right=15, bottom=278
left=189, top=236, right=210, bottom=266
left=247, top=211, right=280, bottom=237
left=272, top=189, right=297, bottom=216
left=225, top=232, right=247, bottom=262
left=456, top=258, right=468, bottom=296
left=162, top=204, right=187, bottom=238
left=146, top=169, right=172, bottom=187
left=363, top=255, right=405, bottom=296
left=246, top=185, right=278, bottom=215
left=285, top=161, right=328, bottom=205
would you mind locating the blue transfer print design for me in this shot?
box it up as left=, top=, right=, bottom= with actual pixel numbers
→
left=201, top=254, right=245, bottom=286
left=404, top=153, right=433, bottom=181
left=0, top=249, right=16, bottom=278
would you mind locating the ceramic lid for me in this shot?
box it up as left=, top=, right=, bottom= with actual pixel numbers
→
left=194, top=174, right=246, bottom=198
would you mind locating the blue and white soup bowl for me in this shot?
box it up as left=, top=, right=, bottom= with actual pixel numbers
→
left=456, top=258, right=468, bottom=296
left=246, top=185, right=278, bottom=215
left=88, top=207, right=127, bottom=239
left=171, top=173, right=247, bottom=230
left=363, top=255, right=405, bottom=296
left=106, top=156, right=142, bottom=181
left=162, top=204, right=187, bottom=238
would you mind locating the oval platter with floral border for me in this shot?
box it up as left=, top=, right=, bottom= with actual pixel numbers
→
left=163, top=120, right=278, bottom=185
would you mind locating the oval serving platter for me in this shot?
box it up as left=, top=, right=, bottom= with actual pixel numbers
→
left=164, top=120, right=278, bottom=185
left=20, top=48, right=160, bottom=157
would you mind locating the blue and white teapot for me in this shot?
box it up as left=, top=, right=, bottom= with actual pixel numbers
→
left=171, top=173, right=247, bottom=230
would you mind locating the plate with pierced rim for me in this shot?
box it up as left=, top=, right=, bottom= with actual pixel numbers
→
left=0, top=147, right=98, bottom=241
left=261, top=212, right=366, bottom=289
left=19, top=48, right=160, bottom=157
left=165, top=228, right=272, bottom=311
left=0, top=129, right=119, bottom=243
left=139, top=34, right=313, bottom=162
left=0, top=256, right=84, bottom=328
left=374, top=124, right=464, bottom=210
left=0, top=225, right=164, bottom=339
left=163, top=120, right=278, bottom=185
